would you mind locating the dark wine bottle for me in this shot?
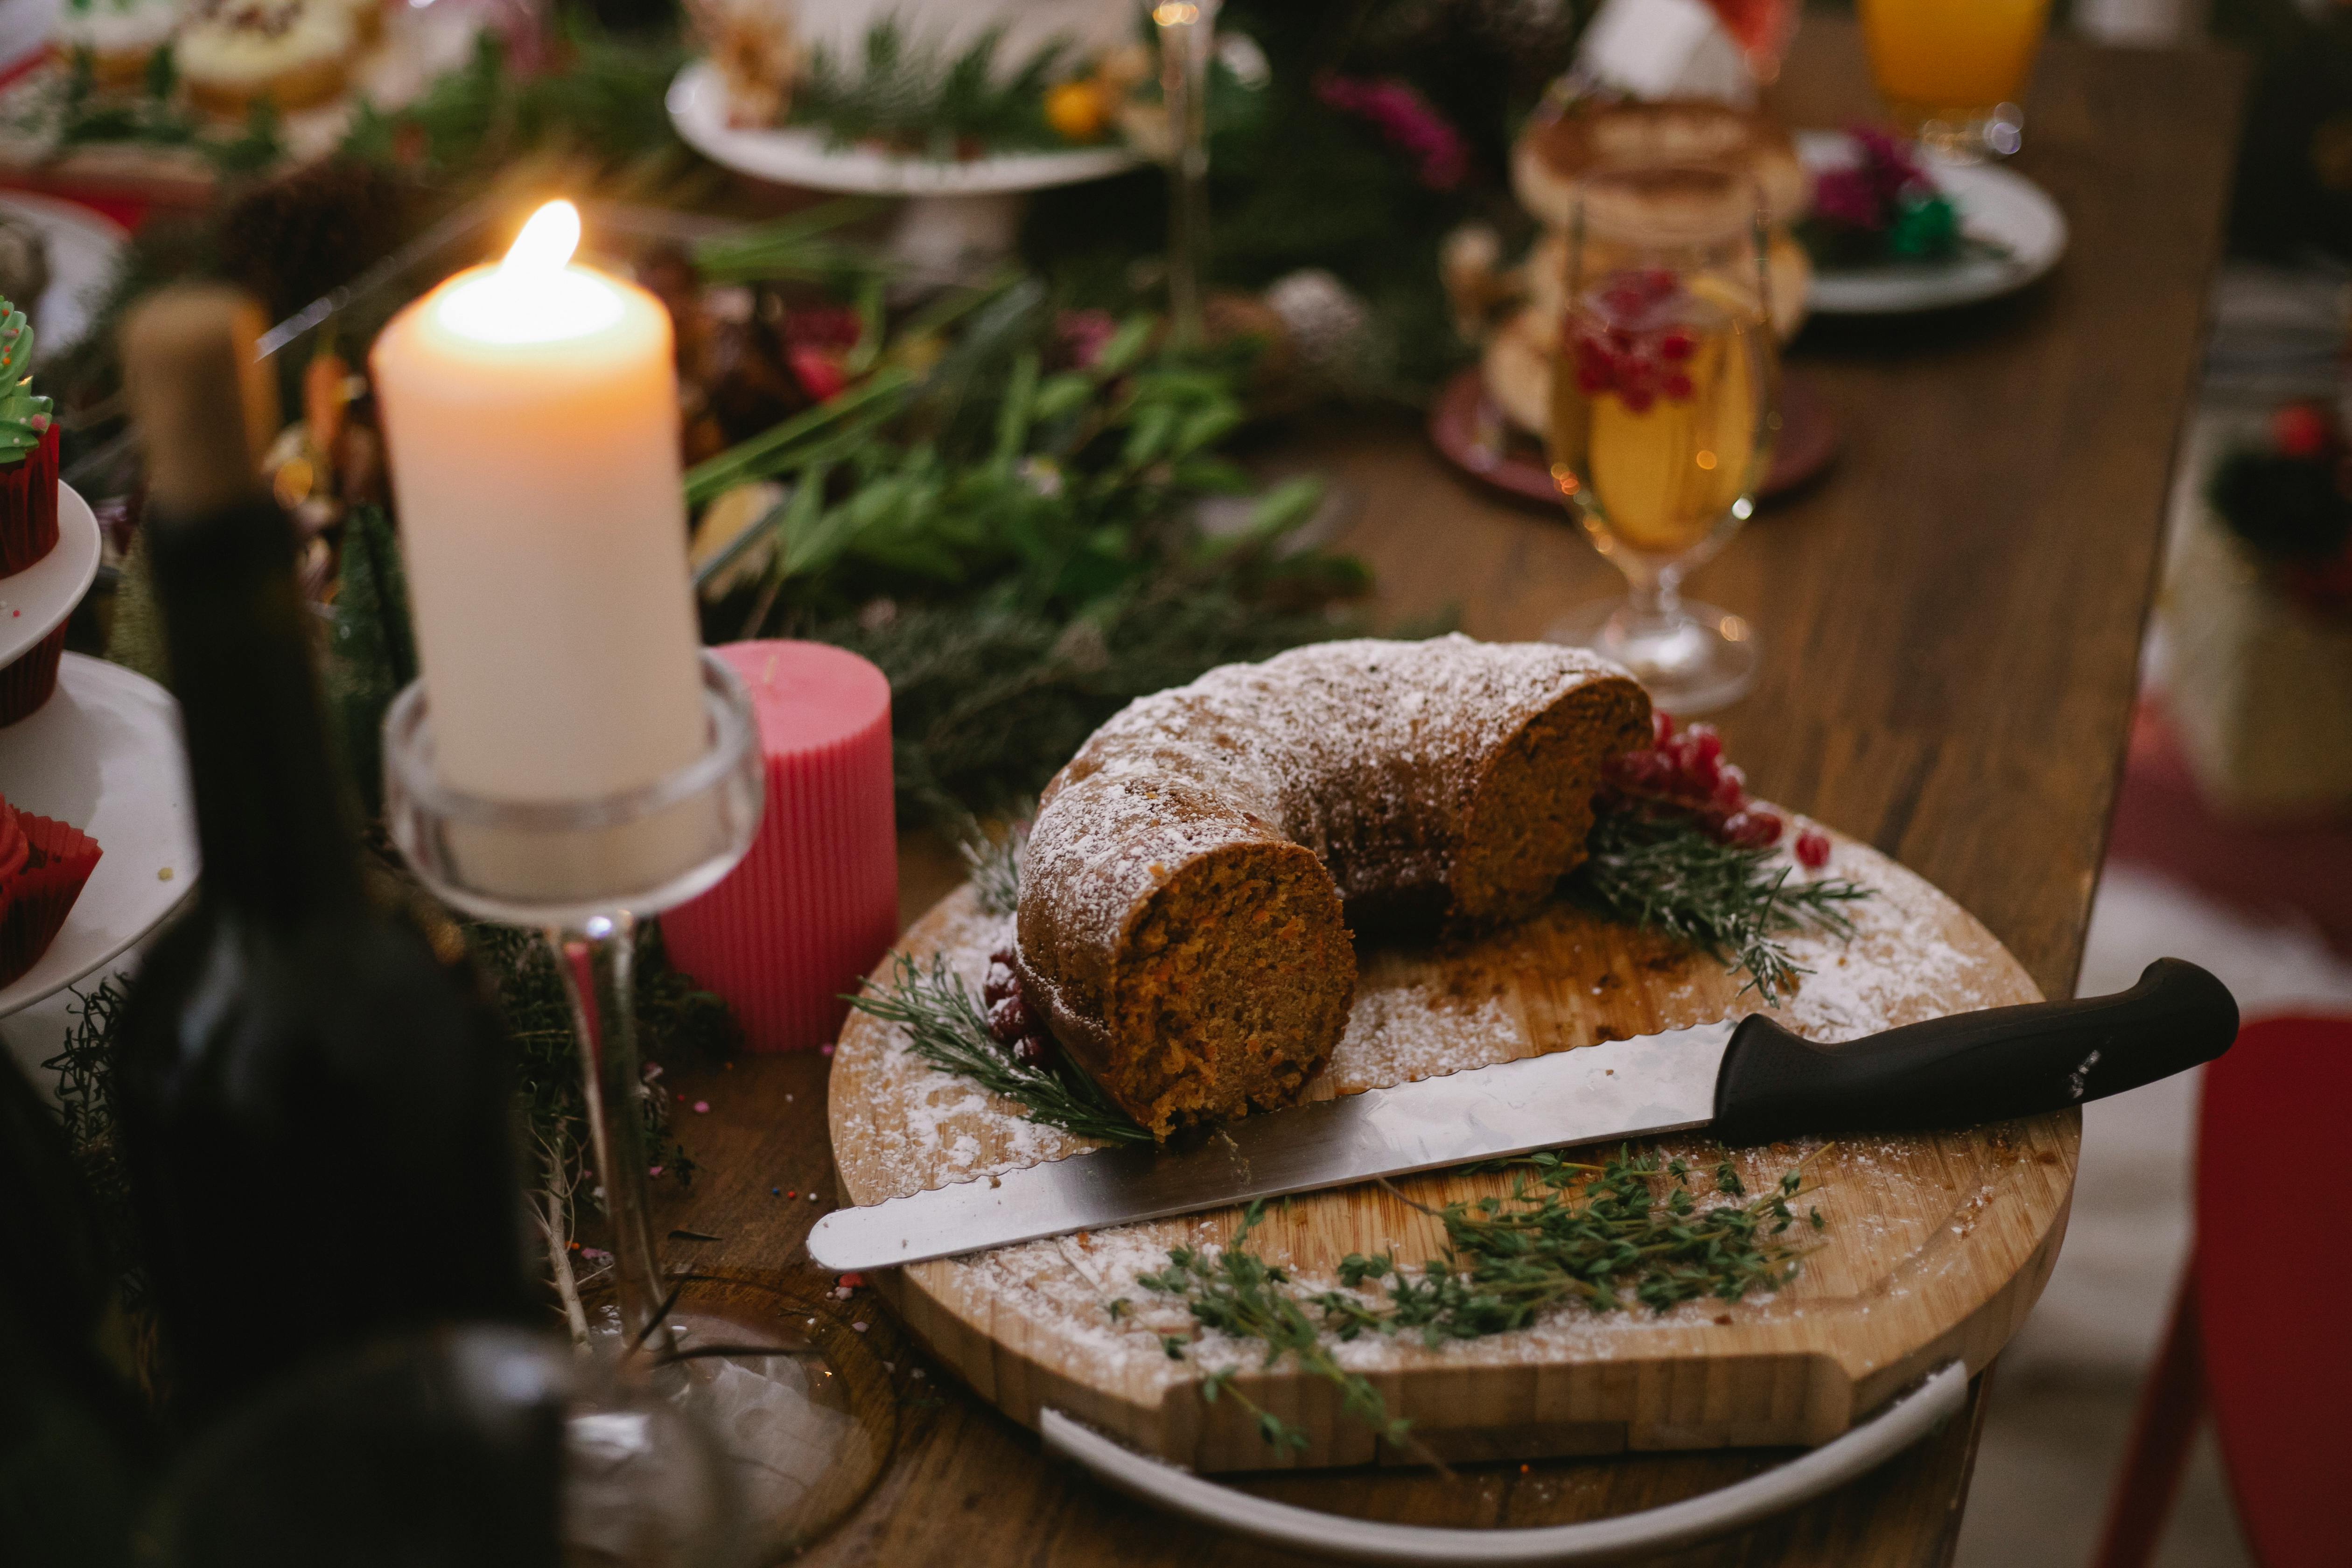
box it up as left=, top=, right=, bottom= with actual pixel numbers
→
left=112, top=285, right=536, bottom=1428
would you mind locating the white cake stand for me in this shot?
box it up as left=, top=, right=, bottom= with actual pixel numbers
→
left=0, top=481, right=98, bottom=672
left=0, top=652, right=198, bottom=1019
left=666, top=59, right=1145, bottom=276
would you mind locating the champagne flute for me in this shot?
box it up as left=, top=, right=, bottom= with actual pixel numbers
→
left=1546, top=162, right=1776, bottom=715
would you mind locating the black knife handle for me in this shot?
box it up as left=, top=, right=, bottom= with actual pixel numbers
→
left=1712, top=958, right=2239, bottom=1146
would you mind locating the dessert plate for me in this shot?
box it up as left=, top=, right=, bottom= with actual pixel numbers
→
left=1797, top=131, right=2068, bottom=315
left=0, top=653, right=197, bottom=1017
left=0, top=481, right=99, bottom=667
left=666, top=60, right=1142, bottom=196
left=0, top=190, right=127, bottom=360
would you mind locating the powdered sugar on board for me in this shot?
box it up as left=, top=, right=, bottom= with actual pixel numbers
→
left=830, top=813, right=2046, bottom=1392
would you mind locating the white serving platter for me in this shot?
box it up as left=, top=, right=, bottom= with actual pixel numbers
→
left=666, top=59, right=1142, bottom=196
left=0, top=653, right=196, bottom=1017
left=1798, top=130, right=2068, bottom=315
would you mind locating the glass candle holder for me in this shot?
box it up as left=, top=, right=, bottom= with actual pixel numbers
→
left=385, top=650, right=870, bottom=1557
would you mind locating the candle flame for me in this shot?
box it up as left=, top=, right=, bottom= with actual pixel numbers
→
left=504, top=201, right=583, bottom=277
left=434, top=197, right=625, bottom=346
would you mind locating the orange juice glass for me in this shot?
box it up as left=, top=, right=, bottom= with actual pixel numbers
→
left=1857, top=0, right=2052, bottom=161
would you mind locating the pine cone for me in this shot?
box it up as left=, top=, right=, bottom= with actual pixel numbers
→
left=215, top=160, right=412, bottom=322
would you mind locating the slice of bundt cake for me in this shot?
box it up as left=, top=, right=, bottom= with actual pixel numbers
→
left=1012, top=635, right=1651, bottom=1138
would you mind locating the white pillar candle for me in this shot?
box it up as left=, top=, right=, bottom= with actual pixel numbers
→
left=372, top=202, right=708, bottom=899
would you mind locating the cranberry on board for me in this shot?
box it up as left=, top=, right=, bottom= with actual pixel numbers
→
left=1012, top=1033, right=1058, bottom=1070
left=1794, top=828, right=1833, bottom=869
left=987, top=992, right=1032, bottom=1045
left=982, top=961, right=1017, bottom=1006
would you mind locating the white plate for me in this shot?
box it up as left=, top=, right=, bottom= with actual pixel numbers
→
left=0, top=189, right=126, bottom=360
left=0, top=481, right=98, bottom=667
left=666, top=59, right=1143, bottom=196
left=1797, top=131, right=2068, bottom=315
left=0, top=653, right=197, bottom=1018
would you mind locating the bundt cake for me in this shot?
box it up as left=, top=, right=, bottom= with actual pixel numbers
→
left=1012, top=636, right=1652, bottom=1138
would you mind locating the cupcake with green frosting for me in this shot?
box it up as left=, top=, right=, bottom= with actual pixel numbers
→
left=0, top=301, right=57, bottom=580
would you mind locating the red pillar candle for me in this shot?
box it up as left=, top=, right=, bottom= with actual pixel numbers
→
left=662, top=641, right=897, bottom=1052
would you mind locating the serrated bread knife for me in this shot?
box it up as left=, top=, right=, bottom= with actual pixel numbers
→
left=807, top=958, right=2237, bottom=1274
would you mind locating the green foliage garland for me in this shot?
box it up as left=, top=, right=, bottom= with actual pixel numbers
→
left=791, top=23, right=1079, bottom=156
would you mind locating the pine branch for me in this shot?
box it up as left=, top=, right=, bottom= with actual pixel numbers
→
left=791, top=22, right=1077, bottom=156
left=848, top=952, right=1150, bottom=1146
left=1567, top=810, right=1872, bottom=1006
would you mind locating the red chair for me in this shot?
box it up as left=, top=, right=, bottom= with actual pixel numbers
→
left=2092, top=1015, right=2352, bottom=1568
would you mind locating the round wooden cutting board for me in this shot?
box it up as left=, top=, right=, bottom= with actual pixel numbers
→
left=828, top=824, right=2079, bottom=1473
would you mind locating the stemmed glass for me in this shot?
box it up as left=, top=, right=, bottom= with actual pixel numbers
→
left=383, top=651, right=865, bottom=1560
left=1545, top=162, right=1778, bottom=715
left=1149, top=0, right=1220, bottom=343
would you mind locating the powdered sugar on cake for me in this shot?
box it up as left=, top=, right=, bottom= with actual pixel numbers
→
left=1020, top=634, right=1638, bottom=947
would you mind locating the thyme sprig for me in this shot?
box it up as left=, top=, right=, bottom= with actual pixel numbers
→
left=1569, top=810, right=1873, bottom=1006
left=849, top=952, right=1151, bottom=1146
left=1136, top=1202, right=1418, bottom=1459
left=1135, top=1147, right=1826, bottom=1456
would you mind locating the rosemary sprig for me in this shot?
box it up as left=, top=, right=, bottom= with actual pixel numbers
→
left=1568, top=810, right=1873, bottom=1006
left=956, top=815, right=1028, bottom=917
left=1136, top=1148, right=1825, bottom=1456
left=848, top=952, right=1151, bottom=1146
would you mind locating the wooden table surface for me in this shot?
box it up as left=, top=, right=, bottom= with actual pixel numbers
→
left=653, top=19, right=2246, bottom=1567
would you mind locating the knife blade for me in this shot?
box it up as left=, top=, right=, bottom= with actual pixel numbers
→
left=806, top=957, right=2238, bottom=1274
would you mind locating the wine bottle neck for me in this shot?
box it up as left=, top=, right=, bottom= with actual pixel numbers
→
left=148, top=499, right=362, bottom=920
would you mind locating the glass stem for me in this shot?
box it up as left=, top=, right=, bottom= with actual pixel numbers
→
left=547, top=913, right=668, bottom=1350
left=1624, top=561, right=1683, bottom=631
left=1156, top=1, right=1217, bottom=345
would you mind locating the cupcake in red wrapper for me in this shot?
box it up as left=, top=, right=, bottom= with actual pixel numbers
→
left=0, top=423, right=58, bottom=578
left=0, top=621, right=66, bottom=727
left=0, top=794, right=102, bottom=988
left=0, top=300, right=56, bottom=580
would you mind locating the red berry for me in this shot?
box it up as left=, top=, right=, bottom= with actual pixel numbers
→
left=1722, top=809, right=1784, bottom=849
left=1710, top=763, right=1747, bottom=812
left=1640, top=268, right=1676, bottom=300
left=1629, top=750, right=1676, bottom=792
left=987, top=993, right=1032, bottom=1044
left=1013, top=1032, right=1058, bottom=1070
left=1576, top=361, right=1610, bottom=396
left=787, top=345, right=849, bottom=403
left=1651, top=710, right=1676, bottom=749
left=1619, top=386, right=1655, bottom=414
left=982, top=961, right=1018, bottom=1006
left=989, top=943, right=1018, bottom=968
left=1662, top=372, right=1694, bottom=402
left=1684, top=725, right=1723, bottom=764
left=1658, top=329, right=1696, bottom=362
left=2272, top=402, right=2333, bottom=460
left=1794, top=828, right=1832, bottom=870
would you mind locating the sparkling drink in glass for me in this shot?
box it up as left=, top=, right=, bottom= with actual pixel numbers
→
left=1857, top=0, right=2052, bottom=161
left=1546, top=164, right=1776, bottom=714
